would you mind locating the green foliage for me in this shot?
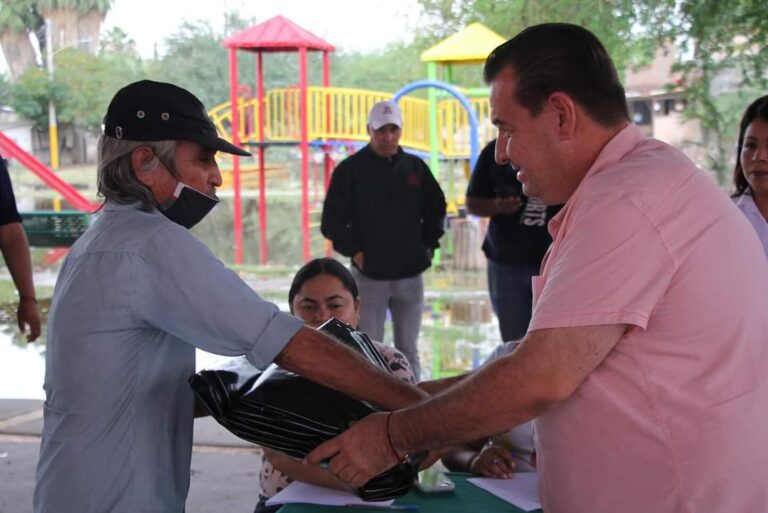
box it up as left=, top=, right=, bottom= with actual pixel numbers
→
left=415, top=0, right=651, bottom=79
left=35, top=0, right=113, bottom=14
left=644, top=0, right=768, bottom=182
left=0, top=73, right=13, bottom=106
left=53, top=48, right=144, bottom=130
left=146, top=13, right=327, bottom=110
left=145, top=20, right=230, bottom=109
left=332, top=41, right=427, bottom=93
left=0, top=0, right=109, bottom=37
left=8, top=47, right=143, bottom=130
left=0, top=0, right=39, bottom=33
left=99, top=26, right=139, bottom=57
left=415, top=0, right=768, bottom=182
left=9, top=68, right=56, bottom=127
left=1, top=0, right=122, bottom=131
left=2, top=0, right=765, bottom=183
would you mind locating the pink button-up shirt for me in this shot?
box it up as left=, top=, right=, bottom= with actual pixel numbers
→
left=529, top=124, right=768, bottom=513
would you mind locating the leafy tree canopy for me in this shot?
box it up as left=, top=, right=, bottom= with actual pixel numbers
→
left=414, top=0, right=768, bottom=181
left=10, top=45, right=143, bottom=130
left=638, top=0, right=768, bottom=179
left=147, top=12, right=331, bottom=110
left=0, top=0, right=41, bottom=33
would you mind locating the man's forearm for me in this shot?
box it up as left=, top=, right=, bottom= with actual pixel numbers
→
left=417, top=373, right=468, bottom=395
left=392, top=352, right=556, bottom=453
left=390, top=324, right=627, bottom=454
left=465, top=197, right=498, bottom=217
left=276, top=326, right=428, bottom=409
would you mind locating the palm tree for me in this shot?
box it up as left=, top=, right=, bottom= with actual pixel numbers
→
left=0, top=1, right=42, bottom=80
left=0, top=0, right=113, bottom=81
left=38, top=0, right=113, bottom=55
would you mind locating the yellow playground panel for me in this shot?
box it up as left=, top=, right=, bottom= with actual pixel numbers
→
left=207, top=86, right=495, bottom=158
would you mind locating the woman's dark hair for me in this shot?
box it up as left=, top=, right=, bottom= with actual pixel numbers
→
left=732, top=95, right=768, bottom=197
left=483, top=23, right=629, bottom=127
left=288, top=258, right=359, bottom=313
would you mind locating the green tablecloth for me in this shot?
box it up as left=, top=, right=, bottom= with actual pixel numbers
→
left=278, top=473, right=543, bottom=513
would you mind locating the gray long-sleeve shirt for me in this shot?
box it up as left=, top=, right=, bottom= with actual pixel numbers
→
left=34, top=201, right=303, bottom=513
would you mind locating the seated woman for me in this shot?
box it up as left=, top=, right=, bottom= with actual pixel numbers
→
left=732, top=94, right=768, bottom=258
left=440, top=341, right=536, bottom=479
left=256, top=257, right=416, bottom=512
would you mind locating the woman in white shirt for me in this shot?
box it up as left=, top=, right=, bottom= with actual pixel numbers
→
left=732, top=95, right=768, bottom=258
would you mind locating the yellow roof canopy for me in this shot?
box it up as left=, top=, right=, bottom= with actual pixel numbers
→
left=420, top=22, right=507, bottom=65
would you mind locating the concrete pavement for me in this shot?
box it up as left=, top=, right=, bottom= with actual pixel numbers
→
left=0, top=399, right=266, bottom=513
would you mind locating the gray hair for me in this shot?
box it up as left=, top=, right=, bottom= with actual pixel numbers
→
left=97, top=136, right=177, bottom=212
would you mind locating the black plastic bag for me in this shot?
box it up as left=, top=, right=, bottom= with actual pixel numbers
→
left=189, top=318, right=421, bottom=501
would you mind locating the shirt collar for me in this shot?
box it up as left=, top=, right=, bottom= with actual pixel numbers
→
left=364, top=144, right=403, bottom=162
left=581, top=123, right=644, bottom=182
left=734, top=190, right=753, bottom=208
left=547, top=123, right=644, bottom=238
left=103, top=199, right=155, bottom=213
left=735, top=191, right=765, bottom=219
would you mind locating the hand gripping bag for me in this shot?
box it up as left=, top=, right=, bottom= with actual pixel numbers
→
left=189, top=318, right=422, bottom=501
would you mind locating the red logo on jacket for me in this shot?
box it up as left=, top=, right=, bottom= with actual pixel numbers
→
left=406, top=174, right=421, bottom=187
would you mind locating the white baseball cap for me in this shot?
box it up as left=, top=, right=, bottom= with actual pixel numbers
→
left=367, top=100, right=402, bottom=130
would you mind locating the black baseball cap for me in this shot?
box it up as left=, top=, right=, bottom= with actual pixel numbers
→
left=102, top=80, right=251, bottom=156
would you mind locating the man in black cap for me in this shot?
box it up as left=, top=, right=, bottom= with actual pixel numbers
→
left=33, top=80, right=426, bottom=513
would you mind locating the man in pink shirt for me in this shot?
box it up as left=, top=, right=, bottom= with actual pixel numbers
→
left=308, top=23, right=768, bottom=513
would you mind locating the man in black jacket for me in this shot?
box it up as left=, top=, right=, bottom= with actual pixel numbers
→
left=321, top=100, right=446, bottom=379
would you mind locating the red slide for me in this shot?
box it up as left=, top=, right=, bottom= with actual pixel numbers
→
left=0, top=131, right=99, bottom=212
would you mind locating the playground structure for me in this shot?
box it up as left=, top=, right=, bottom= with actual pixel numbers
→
left=0, top=16, right=504, bottom=266
left=208, top=84, right=494, bottom=160
left=0, top=131, right=96, bottom=255
left=218, top=17, right=503, bottom=265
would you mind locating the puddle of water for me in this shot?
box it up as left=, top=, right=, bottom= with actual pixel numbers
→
left=0, top=333, right=47, bottom=399
left=0, top=290, right=502, bottom=400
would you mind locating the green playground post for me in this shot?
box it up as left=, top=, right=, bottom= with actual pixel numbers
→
left=426, top=61, right=442, bottom=266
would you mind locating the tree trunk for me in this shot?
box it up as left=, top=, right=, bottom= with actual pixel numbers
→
left=43, top=9, right=79, bottom=53
left=43, top=8, right=104, bottom=54
left=0, top=29, right=39, bottom=80
left=77, top=11, right=105, bottom=54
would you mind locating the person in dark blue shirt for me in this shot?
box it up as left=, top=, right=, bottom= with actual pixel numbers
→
left=465, top=139, right=560, bottom=341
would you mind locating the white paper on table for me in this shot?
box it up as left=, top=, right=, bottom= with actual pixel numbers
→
left=266, top=480, right=395, bottom=508
left=468, top=472, right=541, bottom=511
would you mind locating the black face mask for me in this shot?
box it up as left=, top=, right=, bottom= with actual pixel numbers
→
left=159, top=182, right=219, bottom=229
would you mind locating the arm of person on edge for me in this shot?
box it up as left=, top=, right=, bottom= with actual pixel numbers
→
left=441, top=437, right=516, bottom=479
left=306, top=323, right=626, bottom=486
left=465, top=195, right=523, bottom=217
left=0, top=222, right=41, bottom=342
left=275, top=325, right=428, bottom=410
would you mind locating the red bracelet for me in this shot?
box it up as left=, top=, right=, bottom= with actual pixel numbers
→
left=385, top=412, right=408, bottom=464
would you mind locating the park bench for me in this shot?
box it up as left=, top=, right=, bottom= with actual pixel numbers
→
left=20, top=211, right=90, bottom=247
